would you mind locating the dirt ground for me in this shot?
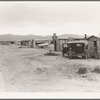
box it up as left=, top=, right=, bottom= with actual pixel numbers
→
left=0, top=44, right=100, bottom=92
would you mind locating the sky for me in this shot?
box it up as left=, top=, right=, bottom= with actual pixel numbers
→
left=0, top=1, right=100, bottom=36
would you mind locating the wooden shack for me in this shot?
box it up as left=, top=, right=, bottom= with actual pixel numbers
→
left=87, top=35, right=100, bottom=59
left=55, top=35, right=100, bottom=59
left=0, top=41, right=15, bottom=45
left=18, top=39, right=51, bottom=48
left=55, top=37, right=87, bottom=51
left=55, top=38, right=69, bottom=51
left=19, top=39, right=35, bottom=48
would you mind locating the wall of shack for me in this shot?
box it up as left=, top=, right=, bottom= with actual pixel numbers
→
left=56, top=39, right=88, bottom=51
left=56, top=39, right=68, bottom=51
left=88, top=37, right=100, bottom=58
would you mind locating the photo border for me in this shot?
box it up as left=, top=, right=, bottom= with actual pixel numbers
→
left=0, top=0, right=100, bottom=99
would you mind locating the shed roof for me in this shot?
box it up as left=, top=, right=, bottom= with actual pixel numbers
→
left=87, top=35, right=100, bottom=40
left=57, top=37, right=86, bottom=40
left=57, top=35, right=100, bottom=41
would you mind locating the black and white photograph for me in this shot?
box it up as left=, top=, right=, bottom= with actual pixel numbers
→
left=0, top=1, right=100, bottom=98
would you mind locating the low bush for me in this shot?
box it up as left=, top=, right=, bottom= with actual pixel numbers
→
left=92, top=66, right=100, bottom=73
left=44, top=52, right=58, bottom=56
left=77, top=67, right=87, bottom=74
left=44, top=50, right=58, bottom=56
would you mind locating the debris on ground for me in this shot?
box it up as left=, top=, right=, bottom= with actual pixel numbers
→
left=44, top=50, right=59, bottom=56
left=34, top=68, right=47, bottom=74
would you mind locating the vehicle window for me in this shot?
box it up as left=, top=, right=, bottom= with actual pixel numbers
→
left=76, top=44, right=82, bottom=46
left=64, top=44, right=68, bottom=47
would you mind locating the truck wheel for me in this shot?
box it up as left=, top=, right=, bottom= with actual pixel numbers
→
left=82, top=56, right=85, bottom=59
left=87, top=54, right=90, bottom=59
left=82, top=54, right=87, bottom=59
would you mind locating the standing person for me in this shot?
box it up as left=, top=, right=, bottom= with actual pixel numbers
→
left=68, top=48, right=72, bottom=59
left=20, top=41, right=23, bottom=48
left=85, top=45, right=90, bottom=59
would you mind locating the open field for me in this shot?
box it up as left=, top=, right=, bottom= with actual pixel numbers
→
left=0, top=45, right=100, bottom=92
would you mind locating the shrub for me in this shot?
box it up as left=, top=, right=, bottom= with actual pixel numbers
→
left=44, top=52, right=58, bottom=56
left=92, top=66, right=100, bottom=73
left=77, top=67, right=87, bottom=74
left=44, top=50, right=58, bottom=56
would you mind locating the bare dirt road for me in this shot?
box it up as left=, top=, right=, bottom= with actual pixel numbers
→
left=0, top=45, right=100, bottom=92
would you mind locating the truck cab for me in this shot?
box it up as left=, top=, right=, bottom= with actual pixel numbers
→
left=62, top=42, right=88, bottom=59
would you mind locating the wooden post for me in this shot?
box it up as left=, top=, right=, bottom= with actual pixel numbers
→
left=29, top=40, right=31, bottom=48
left=52, top=33, right=57, bottom=51
left=33, top=40, right=36, bottom=48
left=54, top=40, right=57, bottom=51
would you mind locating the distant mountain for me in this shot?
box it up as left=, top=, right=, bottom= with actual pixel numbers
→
left=58, top=34, right=84, bottom=39
left=0, top=34, right=52, bottom=41
left=0, top=33, right=84, bottom=41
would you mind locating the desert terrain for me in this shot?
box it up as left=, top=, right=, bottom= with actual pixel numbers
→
left=0, top=44, right=100, bottom=92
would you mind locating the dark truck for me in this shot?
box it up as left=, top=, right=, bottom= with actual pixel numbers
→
left=62, top=42, right=88, bottom=59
